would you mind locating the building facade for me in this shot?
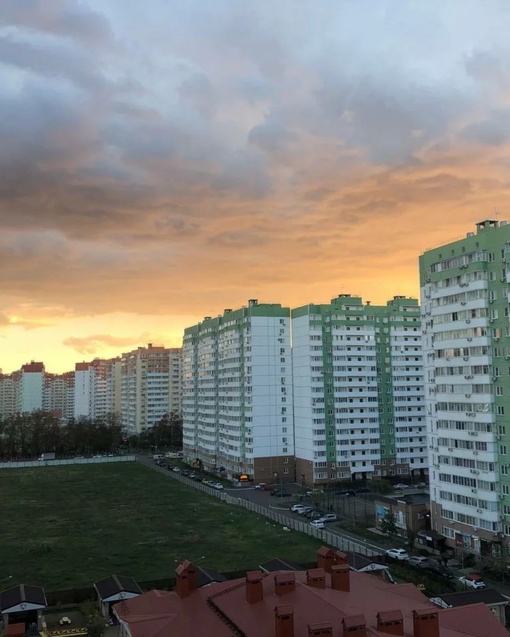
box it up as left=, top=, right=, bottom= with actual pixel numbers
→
left=74, top=358, right=122, bottom=420
left=292, top=295, right=427, bottom=486
left=420, top=219, right=510, bottom=556
left=43, top=372, right=75, bottom=420
left=182, top=300, right=293, bottom=482
left=120, top=344, right=182, bottom=435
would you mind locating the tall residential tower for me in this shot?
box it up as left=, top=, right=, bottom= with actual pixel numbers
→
left=292, top=295, right=426, bottom=486
left=182, top=300, right=293, bottom=482
left=420, top=219, right=510, bottom=556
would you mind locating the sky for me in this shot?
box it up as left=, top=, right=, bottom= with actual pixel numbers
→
left=2, top=0, right=510, bottom=373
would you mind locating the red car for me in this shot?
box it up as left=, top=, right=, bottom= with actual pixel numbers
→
left=255, top=483, right=273, bottom=491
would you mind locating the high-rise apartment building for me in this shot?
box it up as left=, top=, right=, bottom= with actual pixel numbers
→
left=182, top=299, right=293, bottom=482
left=292, top=295, right=426, bottom=486
left=19, top=362, right=45, bottom=412
left=44, top=371, right=75, bottom=420
left=420, top=219, right=510, bottom=556
left=74, top=358, right=122, bottom=420
left=120, top=344, right=182, bottom=434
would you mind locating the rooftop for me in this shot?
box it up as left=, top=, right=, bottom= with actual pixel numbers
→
left=113, top=547, right=508, bottom=637
left=431, top=588, right=509, bottom=608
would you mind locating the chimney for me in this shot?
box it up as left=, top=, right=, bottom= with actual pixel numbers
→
left=377, top=610, right=404, bottom=636
left=332, top=550, right=348, bottom=566
left=331, top=564, right=350, bottom=592
left=246, top=570, right=264, bottom=604
left=175, top=560, right=197, bottom=598
left=306, top=568, right=326, bottom=589
left=275, top=605, right=294, bottom=637
left=274, top=572, right=295, bottom=596
left=308, top=623, right=332, bottom=637
left=413, top=609, right=439, bottom=637
left=342, top=615, right=366, bottom=636
left=317, top=546, right=334, bottom=572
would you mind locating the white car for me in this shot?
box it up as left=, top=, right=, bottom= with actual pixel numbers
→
left=385, top=548, right=409, bottom=561
left=210, top=482, right=224, bottom=490
left=393, top=483, right=408, bottom=490
left=459, top=574, right=486, bottom=589
left=290, top=504, right=307, bottom=512
left=172, top=467, right=181, bottom=473
left=310, top=520, right=325, bottom=529
left=407, top=556, right=429, bottom=568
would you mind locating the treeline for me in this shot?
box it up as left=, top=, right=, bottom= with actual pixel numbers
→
left=128, top=412, right=183, bottom=450
left=0, top=411, right=183, bottom=459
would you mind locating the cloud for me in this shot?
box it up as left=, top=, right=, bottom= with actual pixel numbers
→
left=63, top=333, right=163, bottom=355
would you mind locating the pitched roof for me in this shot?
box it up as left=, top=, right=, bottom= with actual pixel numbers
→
left=196, top=567, right=227, bottom=587
left=0, top=585, right=47, bottom=612
left=114, top=568, right=510, bottom=637
left=258, top=558, right=300, bottom=572
left=94, top=575, right=142, bottom=600
left=433, top=588, right=509, bottom=607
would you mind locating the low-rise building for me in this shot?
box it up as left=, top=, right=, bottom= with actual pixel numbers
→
left=113, top=548, right=508, bottom=637
left=374, top=492, right=436, bottom=541
left=430, top=589, right=509, bottom=627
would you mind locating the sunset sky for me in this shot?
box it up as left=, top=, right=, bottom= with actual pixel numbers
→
left=2, top=0, right=510, bottom=373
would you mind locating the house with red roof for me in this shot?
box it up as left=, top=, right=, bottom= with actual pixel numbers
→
left=113, top=548, right=508, bottom=637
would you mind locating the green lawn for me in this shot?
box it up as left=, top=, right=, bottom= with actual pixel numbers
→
left=0, top=462, right=321, bottom=590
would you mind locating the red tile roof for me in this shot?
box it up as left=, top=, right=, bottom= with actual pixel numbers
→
left=114, top=567, right=509, bottom=637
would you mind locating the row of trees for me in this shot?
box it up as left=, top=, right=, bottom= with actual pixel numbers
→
left=128, top=412, right=183, bottom=450
left=0, top=410, right=183, bottom=459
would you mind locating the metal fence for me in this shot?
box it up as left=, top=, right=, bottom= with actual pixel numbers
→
left=0, top=455, right=136, bottom=469
left=163, top=470, right=380, bottom=557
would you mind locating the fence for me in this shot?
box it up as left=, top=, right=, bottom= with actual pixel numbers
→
left=159, top=468, right=380, bottom=558
left=0, top=455, right=136, bottom=469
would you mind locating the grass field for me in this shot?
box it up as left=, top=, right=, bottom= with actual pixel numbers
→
left=0, top=462, right=321, bottom=590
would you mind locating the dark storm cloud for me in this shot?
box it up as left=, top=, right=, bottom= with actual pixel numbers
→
left=1, top=0, right=510, bottom=326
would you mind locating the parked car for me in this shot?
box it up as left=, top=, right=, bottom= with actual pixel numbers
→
left=385, top=548, right=409, bottom=561
left=407, top=556, right=429, bottom=568
left=336, top=489, right=356, bottom=497
left=181, top=470, right=190, bottom=476
left=210, top=482, right=224, bottom=490
left=416, top=482, right=428, bottom=488
left=290, top=504, right=307, bottom=512
left=307, top=510, right=326, bottom=520
left=298, top=507, right=314, bottom=516
left=423, top=563, right=454, bottom=580
left=310, top=520, right=325, bottom=529
left=256, top=483, right=273, bottom=491
left=459, top=574, right=486, bottom=589
left=393, top=483, right=408, bottom=490
left=273, top=491, right=292, bottom=498
left=172, top=467, right=181, bottom=473
left=317, top=513, right=338, bottom=523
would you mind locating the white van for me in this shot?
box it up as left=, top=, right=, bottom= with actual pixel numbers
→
left=153, top=454, right=164, bottom=461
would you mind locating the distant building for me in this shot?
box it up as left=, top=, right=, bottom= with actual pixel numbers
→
left=19, top=362, right=44, bottom=413
left=43, top=371, right=75, bottom=420
left=113, top=547, right=509, bottom=637
left=74, top=358, right=121, bottom=420
left=292, top=294, right=427, bottom=486
left=120, top=344, right=182, bottom=435
left=431, top=589, right=509, bottom=626
left=182, top=300, right=293, bottom=482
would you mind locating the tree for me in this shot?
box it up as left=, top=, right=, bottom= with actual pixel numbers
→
left=379, top=510, right=397, bottom=536
left=406, top=526, right=417, bottom=550
left=86, top=614, right=105, bottom=637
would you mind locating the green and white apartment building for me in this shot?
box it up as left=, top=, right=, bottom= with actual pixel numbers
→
left=182, top=300, right=294, bottom=483
left=183, top=295, right=428, bottom=486
left=292, top=295, right=427, bottom=485
left=420, top=219, right=510, bottom=556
